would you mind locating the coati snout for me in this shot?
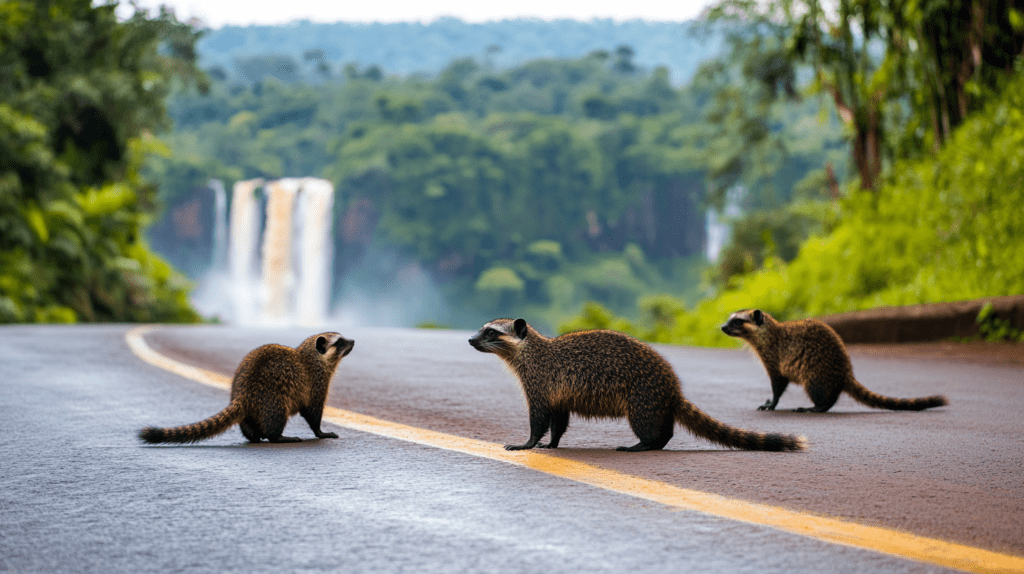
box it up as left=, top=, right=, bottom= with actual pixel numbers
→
left=469, top=319, right=526, bottom=355
left=721, top=309, right=764, bottom=337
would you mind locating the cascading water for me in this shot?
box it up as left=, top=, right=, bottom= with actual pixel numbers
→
left=191, top=177, right=336, bottom=325
left=260, top=178, right=300, bottom=324
left=228, top=179, right=263, bottom=325
left=189, top=180, right=233, bottom=320
left=209, top=179, right=228, bottom=271
left=294, top=178, right=335, bottom=326
left=705, top=186, right=744, bottom=263
left=196, top=177, right=335, bottom=326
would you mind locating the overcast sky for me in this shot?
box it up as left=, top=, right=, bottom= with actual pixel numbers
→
left=120, top=0, right=716, bottom=28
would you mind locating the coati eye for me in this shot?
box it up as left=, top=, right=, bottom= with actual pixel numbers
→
left=728, top=318, right=745, bottom=328
left=484, top=328, right=497, bottom=338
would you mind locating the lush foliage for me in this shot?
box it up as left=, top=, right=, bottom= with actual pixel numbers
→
left=0, top=0, right=204, bottom=323
left=562, top=70, right=1024, bottom=345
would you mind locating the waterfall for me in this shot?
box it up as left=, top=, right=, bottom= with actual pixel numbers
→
left=294, top=178, right=335, bottom=326
left=197, top=177, right=337, bottom=326
left=260, top=179, right=300, bottom=324
left=209, top=179, right=228, bottom=271
left=188, top=179, right=233, bottom=321
left=705, top=209, right=729, bottom=263
left=705, top=186, right=744, bottom=263
left=228, top=179, right=263, bottom=325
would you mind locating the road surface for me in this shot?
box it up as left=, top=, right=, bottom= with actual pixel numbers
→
left=1, top=324, right=1021, bottom=573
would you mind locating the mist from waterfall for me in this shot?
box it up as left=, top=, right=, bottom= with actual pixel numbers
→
left=191, top=177, right=336, bottom=326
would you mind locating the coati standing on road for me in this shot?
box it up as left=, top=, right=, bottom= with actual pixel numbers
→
left=721, top=309, right=948, bottom=412
left=139, top=333, right=354, bottom=444
left=469, top=318, right=806, bottom=452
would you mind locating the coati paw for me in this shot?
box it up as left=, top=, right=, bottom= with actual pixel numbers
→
left=537, top=442, right=559, bottom=449
left=504, top=444, right=533, bottom=451
left=268, top=436, right=303, bottom=443
left=316, top=431, right=339, bottom=439
left=617, top=443, right=656, bottom=452
left=758, top=402, right=776, bottom=411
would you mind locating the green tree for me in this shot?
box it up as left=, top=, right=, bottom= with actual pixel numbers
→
left=0, top=0, right=205, bottom=323
left=706, top=0, right=1024, bottom=190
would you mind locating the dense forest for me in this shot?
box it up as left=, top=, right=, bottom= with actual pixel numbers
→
left=147, top=32, right=847, bottom=330
left=0, top=0, right=203, bottom=323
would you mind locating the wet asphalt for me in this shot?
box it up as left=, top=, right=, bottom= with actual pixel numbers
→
left=2, top=324, right=1020, bottom=573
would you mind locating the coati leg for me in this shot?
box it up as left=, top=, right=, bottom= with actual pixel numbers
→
left=260, top=403, right=301, bottom=443
left=538, top=411, right=569, bottom=448
left=505, top=404, right=551, bottom=450
left=794, top=379, right=841, bottom=413
left=758, top=375, right=790, bottom=411
left=300, top=406, right=339, bottom=439
left=618, top=410, right=674, bottom=452
left=239, top=417, right=262, bottom=443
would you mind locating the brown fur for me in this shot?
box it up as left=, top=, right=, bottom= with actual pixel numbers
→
left=139, top=333, right=354, bottom=444
left=721, top=309, right=948, bottom=412
left=470, top=318, right=806, bottom=452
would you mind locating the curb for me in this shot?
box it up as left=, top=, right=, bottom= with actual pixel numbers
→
left=816, top=295, right=1024, bottom=344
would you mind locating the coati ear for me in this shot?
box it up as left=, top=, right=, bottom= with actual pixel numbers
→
left=752, top=309, right=764, bottom=326
left=513, top=318, right=528, bottom=339
left=316, top=336, right=328, bottom=354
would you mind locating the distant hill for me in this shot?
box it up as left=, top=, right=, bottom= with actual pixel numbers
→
left=196, top=17, right=724, bottom=84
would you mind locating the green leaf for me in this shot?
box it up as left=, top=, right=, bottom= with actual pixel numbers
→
left=26, top=205, right=48, bottom=243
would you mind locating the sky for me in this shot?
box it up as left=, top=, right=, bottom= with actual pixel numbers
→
left=120, top=0, right=717, bottom=29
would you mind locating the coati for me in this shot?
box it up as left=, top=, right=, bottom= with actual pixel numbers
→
left=469, top=318, right=806, bottom=452
left=721, top=309, right=948, bottom=412
left=139, top=332, right=354, bottom=444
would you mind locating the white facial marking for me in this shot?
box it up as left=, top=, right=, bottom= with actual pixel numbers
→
left=484, top=321, right=511, bottom=335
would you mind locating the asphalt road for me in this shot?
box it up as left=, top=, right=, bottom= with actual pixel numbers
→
left=1, top=324, right=1021, bottom=573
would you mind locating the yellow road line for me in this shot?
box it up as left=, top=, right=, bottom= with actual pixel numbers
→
left=126, top=325, right=1024, bottom=574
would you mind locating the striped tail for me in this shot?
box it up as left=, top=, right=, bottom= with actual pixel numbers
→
left=675, top=400, right=807, bottom=452
left=138, top=402, right=244, bottom=444
left=845, top=380, right=948, bottom=411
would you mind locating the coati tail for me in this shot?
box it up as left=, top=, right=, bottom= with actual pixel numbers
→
left=675, top=401, right=807, bottom=452
left=138, top=402, right=245, bottom=444
left=845, top=380, right=948, bottom=411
